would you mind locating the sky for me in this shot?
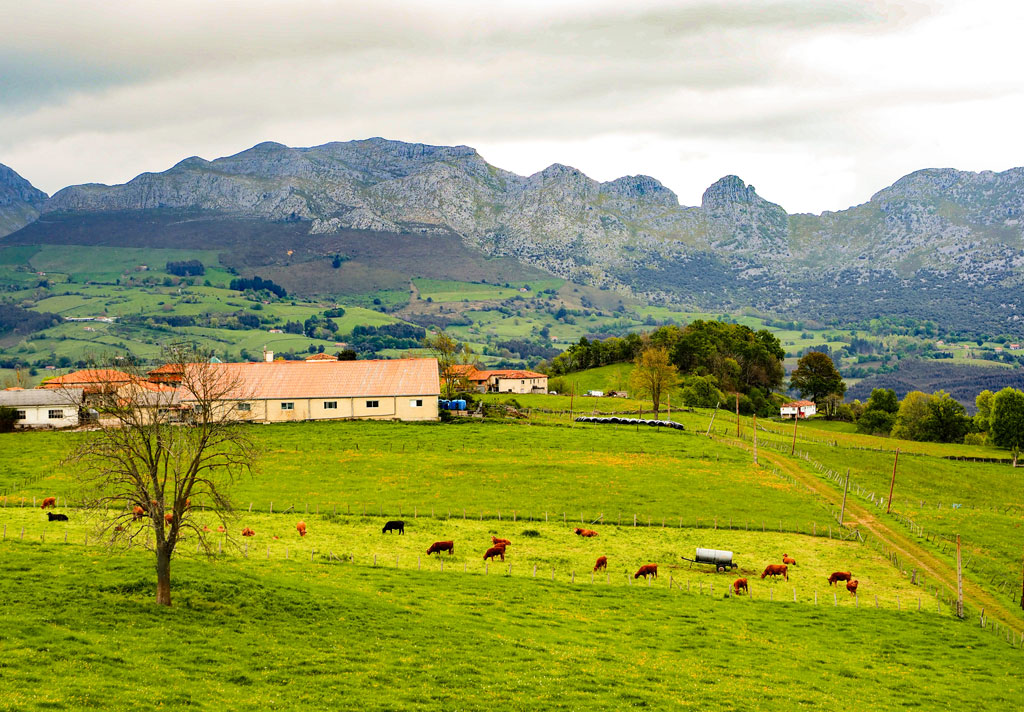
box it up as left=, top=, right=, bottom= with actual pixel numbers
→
left=2, top=0, right=1023, bottom=213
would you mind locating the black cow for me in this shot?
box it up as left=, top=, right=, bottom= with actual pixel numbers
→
left=382, top=520, right=405, bottom=535
left=46, top=512, right=69, bottom=522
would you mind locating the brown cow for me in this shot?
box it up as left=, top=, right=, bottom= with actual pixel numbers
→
left=634, top=564, right=658, bottom=579
left=296, top=521, right=307, bottom=537
left=483, top=545, right=506, bottom=562
left=761, top=564, right=788, bottom=581
left=491, top=536, right=511, bottom=547
left=574, top=528, right=598, bottom=537
left=733, top=578, right=748, bottom=595
left=40, top=497, right=57, bottom=509
left=828, top=571, right=853, bottom=586
left=164, top=513, right=174, bottom=524
left=593, top=556, right=608, bottom=572
left=427, top=541, right=454, bottom=556
left=241, top=527, right=256, bottom=537
left=782, top=553, right=797, bottom=566
left=846, top=579, right=859, bottom=596
left=132, top=506, right=146, bottom=521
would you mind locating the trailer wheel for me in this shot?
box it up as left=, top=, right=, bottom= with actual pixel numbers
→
left=717, top=566, right=725, bottom=573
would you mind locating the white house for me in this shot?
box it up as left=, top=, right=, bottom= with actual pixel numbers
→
left=0, top=388, right=84, bottom=428
left=780, top=400, right=816, bottom=419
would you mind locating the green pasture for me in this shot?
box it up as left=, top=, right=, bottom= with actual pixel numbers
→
left=0, top=543, right=1020, bottom=711
left=0, top=420, right=836, bottom=534
left=0, top=507, right=927, bottom=607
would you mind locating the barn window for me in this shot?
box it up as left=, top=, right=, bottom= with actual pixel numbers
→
left=324, top=401, right=338, bottom=409
left=409, top=399, right=423, bottom=407
left=281, top=402, right=294, bottom=410
left=366, top=400, right=379, bottom=408
left=48, top=409, right=64, bottom=420
left=236, top=403, right=251, bottom=412
left=15, top=410, right=26, bottom=420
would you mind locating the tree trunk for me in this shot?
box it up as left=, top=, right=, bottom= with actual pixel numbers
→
left=156, top=544, right=172, bottom=606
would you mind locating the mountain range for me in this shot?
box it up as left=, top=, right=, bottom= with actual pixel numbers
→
left=3, top=138, right=1024, bottom=333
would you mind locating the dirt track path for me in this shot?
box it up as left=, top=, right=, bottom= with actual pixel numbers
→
left=718, top=435, right=1023, bottom=634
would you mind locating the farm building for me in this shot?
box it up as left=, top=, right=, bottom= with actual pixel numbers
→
left=0, top=388, right=84, bottom=428
left=447, top=365, right=548, bottom=394
left=780, top=400, right=816, bottom=419
left=176, top=357, right=440, bottom=423
left=40, top=369, right=134, bottom=394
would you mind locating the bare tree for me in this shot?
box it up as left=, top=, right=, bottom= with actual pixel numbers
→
left=423, top=330, right=476, bottom=398
left=64, top=346, right=257, bottom=606
left=628, top=346, right=680, bottom=417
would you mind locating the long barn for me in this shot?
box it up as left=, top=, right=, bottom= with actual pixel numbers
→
left=174, top=357, right=440, bottom=423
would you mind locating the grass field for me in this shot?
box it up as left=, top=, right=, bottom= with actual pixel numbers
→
left=1, top=410, right=1023, bottom=709
left=0, top=542, right=1020, bottom=711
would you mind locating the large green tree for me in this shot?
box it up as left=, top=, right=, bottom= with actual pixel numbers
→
left=989, top=387, right=1024, bottom=451
left=789, top=351, right=846, bottom=408
left=891, top=391, right=932, bottom=441
left=628, top=347, right=680, bottom=417
left=920, top=391, right=970, bottom=444
left=865, top=388, right=899, bottom=414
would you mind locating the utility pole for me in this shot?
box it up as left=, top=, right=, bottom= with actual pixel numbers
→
left=706, top=402, right=719, bottom=437
left=1020, top=546, right=1023, bottom=611
left=887, top=448, right=900, bottom=514
left=956, top=535, right=964, bottom=619
left=569, top=383, right=575, bottom=425
left=839, top=468, right=850, bottom=526
left=735, top=392, right=740, bottom=437
left=791, top=411, right=799, bottom=455
left=752, top=413, right=758, bottom=466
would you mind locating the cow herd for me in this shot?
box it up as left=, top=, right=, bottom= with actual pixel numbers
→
left=32, top=499, right=865, bottom=596
left=723, top=555, right=861, bottom=597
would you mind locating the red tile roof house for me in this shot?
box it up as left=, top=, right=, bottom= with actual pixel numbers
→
left=780, top=400, right=816, bottom=419
left=446, top=365, right=548, bottom=394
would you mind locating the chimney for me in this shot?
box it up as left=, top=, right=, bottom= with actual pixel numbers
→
left=263, top=347, right=274, bottom=362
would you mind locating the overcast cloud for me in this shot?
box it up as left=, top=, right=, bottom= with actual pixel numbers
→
left=2, top=0, right=1022, bottom=213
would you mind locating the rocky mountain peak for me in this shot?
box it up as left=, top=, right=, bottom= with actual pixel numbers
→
left=0, top=163, right=48, bottom=208
left=603, top=175, right=678, bottom=206
left=701, top=175, right=769, bottom=211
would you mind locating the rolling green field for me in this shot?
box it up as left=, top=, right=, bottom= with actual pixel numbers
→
left=1, top=411, right=1022, bottom=709
left=3, top=544, right=1019, bottom=711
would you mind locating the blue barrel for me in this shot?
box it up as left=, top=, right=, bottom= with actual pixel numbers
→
left=439, top=399, right=450, bottom=410
left=456, top=399, right=467, bottom=410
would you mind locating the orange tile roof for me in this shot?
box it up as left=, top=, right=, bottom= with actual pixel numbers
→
left=782, top=400, right=816, bottom=407
left=41, top=369, right=134, bottom=389
left=179, top=358, right=440, bottom=401
left=486, top=370, right=547, bottom=379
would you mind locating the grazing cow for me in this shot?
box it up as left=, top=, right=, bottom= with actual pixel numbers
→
left=828, top=571, right=853, bottom=586
left=574, top=528, right=598, bottom=537
left=491, top=536, right=511, bottom=547
left=782, top=553, right=797, bottom=566
left=46, top=512, right=68, bottom=522
left=40, top=497, right=57, bottom=509
left=132, top=506, right=146, bottom=521
left=217, top=526, right=226, bottom=533
left=846, top=579, right=859, bottom=596
left=164, top=513, right=174, bottom=524
left=241, top=527, right=255, bottom=537
left=114, top=525, right=124, bottom=532
left=593, top=556, right=608, bottom=572
left=760, top=564, right=788, bottom=581
left=296, top=521, right=307, bottom=537
left=483, top=545, right=506, bottom=562
left=427, top=541, right=454, bottom=556
left=382, top=520, right=405, bottom=535
left=634, top=564, right=658, bottom=579
left=733, top=578, right=748, bottom=595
